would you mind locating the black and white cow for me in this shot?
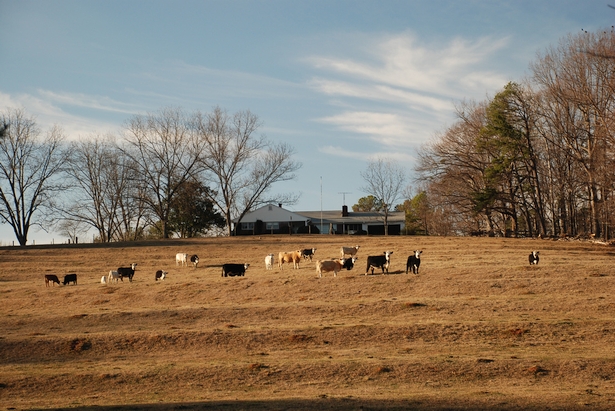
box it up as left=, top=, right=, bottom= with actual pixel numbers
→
left=118, top=263, right=137, bottom=282
left=63, top=273, right=77, bottom=285
left=529, top=251, right=540, bottom=265
left=222, top=263, right=250, bottom=277
left=301, top=248, right=317, bottom=261
left=190, top=254, right=199, bottom=268
left=155, top=270, right=167, bottom=281
left=365, top=251, right=393, bottom=275
left=45, top=274, right=61, bottom=287
left=406, top=250, right=423, bottom=274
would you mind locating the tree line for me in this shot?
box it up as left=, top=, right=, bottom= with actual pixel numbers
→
left=0, top=107, right=301, bottom=245
left=410, top=29, right=615, bottom=239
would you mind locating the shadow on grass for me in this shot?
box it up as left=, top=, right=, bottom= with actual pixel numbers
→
left=28, top=397, right=593, bottom=411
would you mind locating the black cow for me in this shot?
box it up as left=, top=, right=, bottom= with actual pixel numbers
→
left=222, top=263, right=250, bottom=277
left=45, top=274, right=61, bottom=287
left=118, top=263, right=137, bottom=282
left=301, top=248, right=317, bottom=261
left=342, top=256, right=357, bottom=270
left=365, top=251, right=393, bottom=275
left=529, top=251, right=540, bottom=265
left=190, top=254, right=199, bottom=268
left=63, top=273, right=77, bottom=285
left=406, top=250, right=423, bottom=274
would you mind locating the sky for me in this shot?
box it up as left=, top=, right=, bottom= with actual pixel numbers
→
left=0, top=0, right=613, bottom=244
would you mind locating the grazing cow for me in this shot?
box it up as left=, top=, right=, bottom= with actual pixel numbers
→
left=316, top=256, right=358, bottom=278
left=341, top=245, right=360, bottom=259
left=406, top=250, right=423, bottom=274
left=190, top=254, right=199, bottom=268
left=265, top=254, right=274, bottom=270
left=529, top=251, right=540, bottom=265
left=117, top=263, right=137, bottom=282
left=365, top=251, right=393, bottom=275
left=45, top=274, right=60, bottom=287
left=108, top=270, right=121, bottom=283
left=222, top=263, right=250, bottom=277
left=155, top=270, right=168, bottom=281
left=278, top=250, right=302, bottom=269
left=176, top=253, right=188, bottom=266
left=101, top=276, right=107, bottom=284
left=301, top=248, right=317, bottom=261
left=63, top=273, right=77, bottom=286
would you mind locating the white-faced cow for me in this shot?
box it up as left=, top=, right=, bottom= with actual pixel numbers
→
left=190, top=254, right=199, bottom=268
left=222, top=263, right=250, bottom=277
left=529, top=251, right=540, bottom=265
left=155, top=270, right=168, bottom=281
left=45, top=274, right=61, bottom=287
left=365, top=251, right=393, bottom=275
left=265, top=254, right=274, bottom=270
left=406, top=250, right=423, bottom=274
left=301, top=248, right=317, bottom=261
left=117, top=263, right=137, bottom=282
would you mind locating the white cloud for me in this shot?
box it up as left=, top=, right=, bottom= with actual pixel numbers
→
left=0, top=91, right=121, bottom=139
left=319, top=145, right=414, bottom=163
left=307, top=31, right=512, bottom=150
left=37, top=90, right=140, bottom=114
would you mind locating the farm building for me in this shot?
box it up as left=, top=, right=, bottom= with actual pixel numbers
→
left=233, top=204, right=405, bottom=235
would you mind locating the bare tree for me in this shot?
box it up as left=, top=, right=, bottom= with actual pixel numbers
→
left=360, top=158, right=407, bottom=235
left=0, top=108, right=69, bottom=245
left=64, top=134, right=146, bottom=242
left=123, top=108, right=202, bottom=238
left=194, top=107, right=301, bottom=236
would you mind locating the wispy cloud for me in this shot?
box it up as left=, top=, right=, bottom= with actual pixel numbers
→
left=37, top=90, right=141, bottom=114
left=0, top=91, right=121, bottom=139
left=319, top=145, right=414, bottom=163
left=307, top=32, right=511, bottom=154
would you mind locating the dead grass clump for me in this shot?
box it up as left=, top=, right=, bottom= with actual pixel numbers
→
left=248, top=363, right=268, bottom=371
left=288, top=334, right=311, bottom=343
left=69, top=338, right=91, bottom=352
left=403, top=302, right=427, bottom=308
left=373, top=366, right=392, bottom=374
left=527, top=365, right=549, bottom=375
left=509, top=328, right=528, bottom=337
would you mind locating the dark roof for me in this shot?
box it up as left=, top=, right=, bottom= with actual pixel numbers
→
left=296, top=210, right=405, bottom=224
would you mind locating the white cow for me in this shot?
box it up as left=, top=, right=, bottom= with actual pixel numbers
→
left=101, top=275, right=107, bottom=284
left=176, top=253, right=188, bottom=266
left=107, top=270, right=121, bottom=283
left=265, top=254, right=274, bottom=270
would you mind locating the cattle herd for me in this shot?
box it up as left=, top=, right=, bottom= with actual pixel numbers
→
left=43, top=243, right=542, bottom=287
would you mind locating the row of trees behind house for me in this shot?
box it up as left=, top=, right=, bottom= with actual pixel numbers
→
left=0, top=107, right=301, bottom=245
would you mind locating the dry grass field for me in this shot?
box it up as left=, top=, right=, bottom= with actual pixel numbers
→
left=2, top=235, right=615, bottom=410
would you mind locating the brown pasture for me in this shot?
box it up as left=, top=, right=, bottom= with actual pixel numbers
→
left=1, top=235, right=615, bottom=410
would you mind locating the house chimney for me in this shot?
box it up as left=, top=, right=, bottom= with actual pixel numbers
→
left=342, top=205, right=349, bottom=217
left=278, top=203, right=282, bottom=208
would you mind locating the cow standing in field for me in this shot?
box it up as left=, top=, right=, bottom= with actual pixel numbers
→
left=222, top=263, right=250, bottom=277
left=190, top=255, right=199, bottom=268
left=108, top=270, right=121, bottom=283
left=365, top=251, right=393, bottom=275
left=301, top=248, right=317, bottom=261
left=176, top=253, right=188, bottom=266
left=45, top=274, right=60, bottom=287
left=265, top=254, right=274, bottom=270
left=529, top=251, right=540, bottom=265
left=406, top=250, right=423, bottom=274
left=118, top=263, right=137, bottom=282
left=316, top=256, right=358, bottom=278
left=63, top=273, right=77, bottom=285
left=278, top=251, right=302, bottom=269
left=341, top=245, right=360, bottom=259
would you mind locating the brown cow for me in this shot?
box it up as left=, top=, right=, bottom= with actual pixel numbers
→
left=278, top=250, right=302, bottom=269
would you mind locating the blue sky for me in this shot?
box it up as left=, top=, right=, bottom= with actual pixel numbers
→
left=0, top=0, right=613, bottom=243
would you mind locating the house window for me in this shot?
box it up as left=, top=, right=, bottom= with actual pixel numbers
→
left=266, top=222, right=279, bottom=230
left=241, top=222, right=254, bottom=230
